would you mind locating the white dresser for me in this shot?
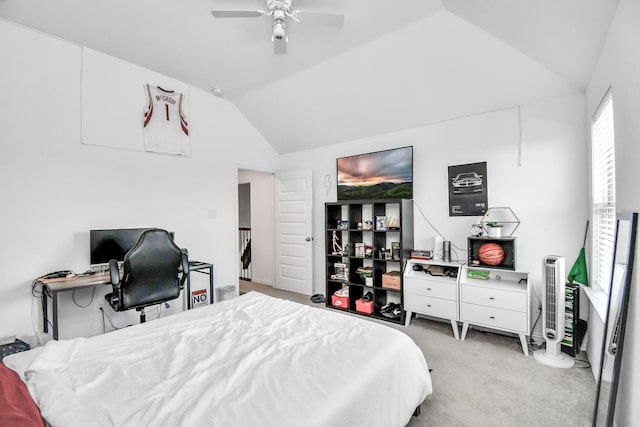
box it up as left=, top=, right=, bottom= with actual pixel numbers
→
left=459, top=266, right=531, bottom=355
left=403, top=259, right=462, bottom=339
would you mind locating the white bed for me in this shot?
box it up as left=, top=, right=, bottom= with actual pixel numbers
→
left=5, top=292, right=432, bottom=427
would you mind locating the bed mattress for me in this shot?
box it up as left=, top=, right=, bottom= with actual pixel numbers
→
left=5, top=291, right=432, bottom=426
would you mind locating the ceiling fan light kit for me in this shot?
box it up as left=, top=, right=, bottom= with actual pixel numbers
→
left=211, top=0, right=344, bottom=54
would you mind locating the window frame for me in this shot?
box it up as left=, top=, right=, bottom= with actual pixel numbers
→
left=590, top=89, right=616, bottom=294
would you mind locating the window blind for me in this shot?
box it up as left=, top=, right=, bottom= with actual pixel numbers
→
left=591, top=92, right=616, bottom=293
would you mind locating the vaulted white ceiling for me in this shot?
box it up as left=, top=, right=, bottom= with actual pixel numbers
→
left=0, top=0, right=618, bottom=154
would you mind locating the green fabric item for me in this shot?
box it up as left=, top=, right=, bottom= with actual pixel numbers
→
left=568, top=248, right=589, bottom=286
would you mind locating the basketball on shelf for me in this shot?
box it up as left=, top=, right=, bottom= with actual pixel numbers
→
left=478, top=242, right=505, bottom=265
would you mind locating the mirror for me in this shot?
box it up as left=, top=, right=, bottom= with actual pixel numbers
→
left=592, top=212, right=638, bottom=426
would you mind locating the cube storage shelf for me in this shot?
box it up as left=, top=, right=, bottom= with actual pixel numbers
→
left=467, top=236, right=517, bottom=271
left=325, top=199, right=413, bottom=324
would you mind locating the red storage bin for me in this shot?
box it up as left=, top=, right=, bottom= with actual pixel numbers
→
left=355, top=298, right=374, bottom=314
left=331, top=295, right=349, bottom=309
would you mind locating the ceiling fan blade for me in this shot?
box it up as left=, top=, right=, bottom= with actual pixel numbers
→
left=274, top=37, right=287, bottom=54
left=293, top=11, right=344, bottom=28
left=211, top=10, right=267, bottom=18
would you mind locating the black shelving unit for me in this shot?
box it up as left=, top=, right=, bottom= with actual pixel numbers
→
left=467, top=236, right=517, bottom=270
left=562, top=283, right=587, bottom=357
left=325, top=199, right=414, bottom=324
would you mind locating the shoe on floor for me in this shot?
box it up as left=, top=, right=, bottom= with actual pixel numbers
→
left=310, top=294, right=325, bottom=303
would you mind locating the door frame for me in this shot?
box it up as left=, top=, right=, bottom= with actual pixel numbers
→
left=236, top=165, right=277, bottom=290
left=235, top=166, right=314, bottom=295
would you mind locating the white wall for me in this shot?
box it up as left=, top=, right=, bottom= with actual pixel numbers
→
left=0, top=20, right=279, bottom=340
left=586, top=0, right=640, bottom=424
left=279, top=93, right=589, bottom=322
left=238, top=169, right=275, bottom=286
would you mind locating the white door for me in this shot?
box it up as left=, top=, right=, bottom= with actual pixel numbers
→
left=274, top=170, right=313, bottom=295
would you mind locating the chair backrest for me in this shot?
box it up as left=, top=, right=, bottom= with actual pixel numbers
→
left=119, top=229, right=183, bottom=310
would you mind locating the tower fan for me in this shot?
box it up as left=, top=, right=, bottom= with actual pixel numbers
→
left=533, top=256, right=575, bottom=368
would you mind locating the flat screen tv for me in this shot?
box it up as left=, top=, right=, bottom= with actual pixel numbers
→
left=337, top=146, right=413, bottom=200
left=90, top=228, right=174, bottom=265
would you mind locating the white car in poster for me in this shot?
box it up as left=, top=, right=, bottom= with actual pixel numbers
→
left=451, top=172, right=483, bottom=194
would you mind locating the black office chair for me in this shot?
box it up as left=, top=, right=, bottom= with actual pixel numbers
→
left=105, top=229, right=189, bottom=323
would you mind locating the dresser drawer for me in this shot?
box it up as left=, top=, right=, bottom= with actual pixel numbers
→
left=460, top=302, right=527, bottom=333
left=460, top=284, right=527, bottom=312
left=404, top=276, right=457, bottom=300
left=405, top=294, right=457, bottom=319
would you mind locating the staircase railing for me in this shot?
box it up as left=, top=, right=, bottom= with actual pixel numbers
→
left=239, top=227, right=252, bottom=281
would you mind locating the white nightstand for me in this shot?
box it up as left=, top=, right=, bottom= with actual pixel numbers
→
left=459, top=266, right=531, bottom=356
left=404, top=259, right=462, bottom=339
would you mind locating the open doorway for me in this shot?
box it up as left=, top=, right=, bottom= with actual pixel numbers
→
left=237, top=168, right=314, bottom=296
left=238, top=169, right=275, bottom=291
left=238, top=182, right=252, bottom=281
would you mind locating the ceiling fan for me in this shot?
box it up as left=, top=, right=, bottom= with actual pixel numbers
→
left=211, top=0, right=345, bottom=54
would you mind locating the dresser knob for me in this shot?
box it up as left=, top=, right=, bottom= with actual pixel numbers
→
left=490, top=316, right=495, bottom=319
left=489, top=297, right=495, bottom=300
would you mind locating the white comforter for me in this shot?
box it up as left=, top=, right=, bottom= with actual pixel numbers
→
left=9, top=292, right=431, bottom=427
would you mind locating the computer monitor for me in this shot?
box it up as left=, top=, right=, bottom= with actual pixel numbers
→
left=89, top=228, right=174, bottom=266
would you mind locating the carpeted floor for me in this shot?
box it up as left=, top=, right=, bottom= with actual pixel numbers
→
left=239, top=280, right=595, bottom=427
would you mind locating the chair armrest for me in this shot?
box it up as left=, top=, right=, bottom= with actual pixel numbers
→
left=108, top=260, right=120, bottom=286
left=179, top=251, right=189, bottom=290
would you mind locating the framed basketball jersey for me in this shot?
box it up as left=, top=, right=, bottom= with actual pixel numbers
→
left=143, top=84, right=190, bottom=156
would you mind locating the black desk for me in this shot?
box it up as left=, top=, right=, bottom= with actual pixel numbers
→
left=39, top=260, right=214, bottom=340
left=187, top=261, right=214, bottom=308
left=40, top=272, right=111, bottom=340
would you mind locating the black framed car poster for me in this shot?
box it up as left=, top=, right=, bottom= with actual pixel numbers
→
left=448, top=162, right=488, bottom=216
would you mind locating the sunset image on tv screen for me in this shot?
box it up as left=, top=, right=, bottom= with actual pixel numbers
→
left=337, top=146, right=413, bottom=200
